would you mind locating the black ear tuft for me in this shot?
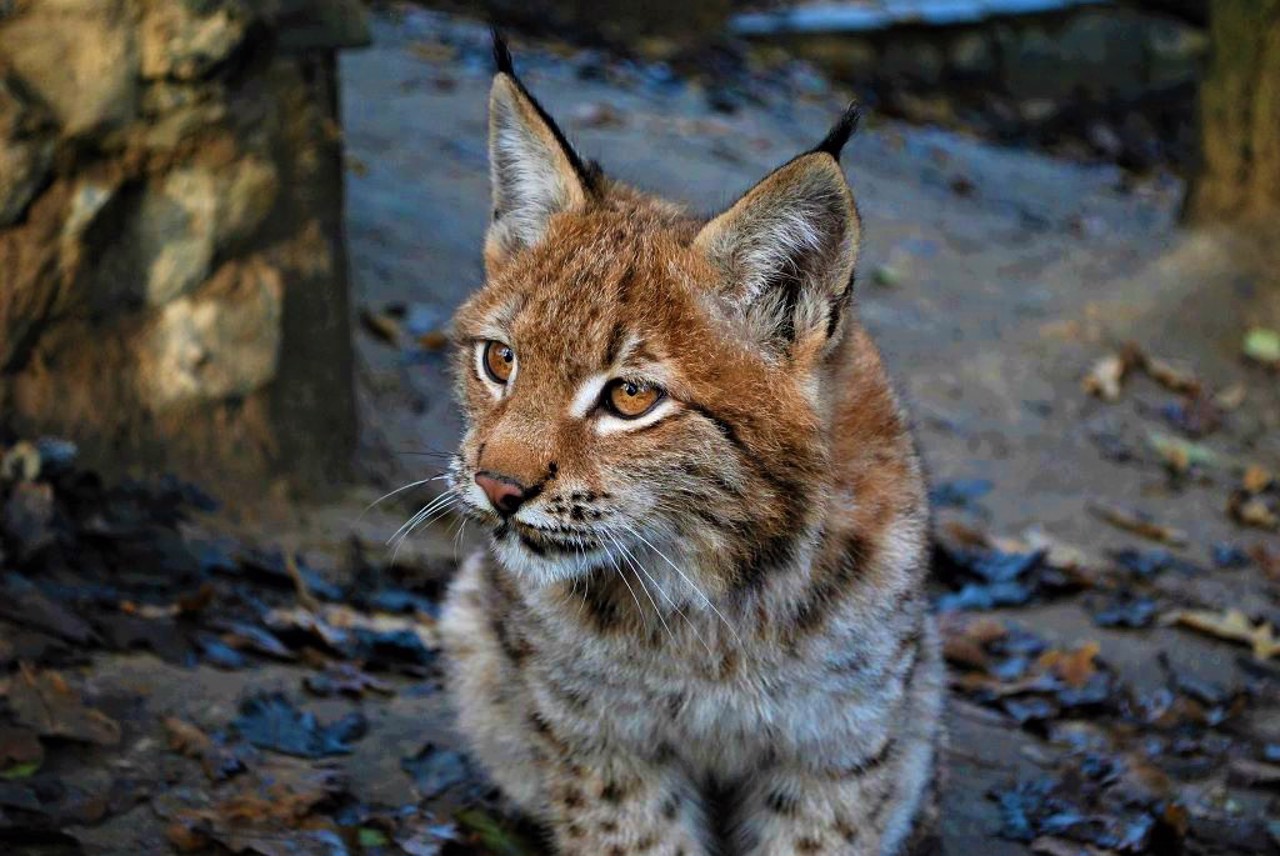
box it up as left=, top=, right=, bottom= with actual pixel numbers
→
left=492, top=28, right=515, bottom=75
left=812, top=101, right=862, bottom=161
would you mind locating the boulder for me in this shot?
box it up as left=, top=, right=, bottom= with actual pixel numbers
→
left=0, top=0, right=139, bottom=136
left=0, top=74, right=55, bottom=227
left=138, top=258, right=284, bottom=406
left=140, top=0, right=252, bottom=81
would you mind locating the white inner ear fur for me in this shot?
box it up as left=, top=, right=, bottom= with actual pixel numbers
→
left=487, top=75, right=587, bottom=256
left=694, top=154, right=858, bottom=345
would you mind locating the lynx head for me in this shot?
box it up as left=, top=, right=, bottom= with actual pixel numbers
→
left=449, top=36, right=863, bottom=598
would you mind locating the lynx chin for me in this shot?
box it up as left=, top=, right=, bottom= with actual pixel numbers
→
left=438, top=33, right=945, bottom=856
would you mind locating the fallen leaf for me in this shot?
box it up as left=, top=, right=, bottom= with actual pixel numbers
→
left=1243, top=465, right=1275, bottom=494
left=1228, top=758, right=1280, bottom=788
left=358, top=307, right=402, bottom=347
left=0, top=573, right=94, bottom=643
left=5, top=665, right=121, bottom=746
left=0, top=727, right=43, bottom=779
left=232, top=692, right=367, bottom=758
left=401, top=743, right=473, bottom=799
left=1145, top=356, right=1201, bottom=395
left=1214, top=382, right=1247, bottom=410
left=1162, top=609, right=1280, bottom=660
left=303, top=663, right=394, bottom=698
left=1147, top=432, right=1220, bottom=474
left=417, top=330, right=449, bottom=351
left=166, top=757, right=349, bottom=856
left=163, top=716, right=211, bottom=757
left=1243, top=327, right=1280, bottom=367
left=1038, top=642, right=1100, bottom=688
left=1082, top=353, right=1130, bottom=401
left=1089, top=502, right=1188, bottom=546
left=1228, top=492, right=1279, bottom=531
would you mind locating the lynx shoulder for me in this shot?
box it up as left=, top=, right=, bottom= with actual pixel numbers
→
left=439, top=33, right=945, bottom=856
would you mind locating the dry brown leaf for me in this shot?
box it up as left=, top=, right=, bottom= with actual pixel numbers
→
left=1242, top=465, right=1275, bottom=495
left=358, top=307, right=402, bottom=347
left=417, top=330, right=449, bottom=351
left=1088, top=502, right=1188, bottom=546
left=1082, top=353, right=1129, bottom=401
left=1227, top=758, right=1280, bottom=788
left=1162, top=608, right=1280, bottom=660
left=6, top=664, right=121, bottom=746
left=1214, top=382, right=1247, bottom=411
left=1038, top=642, right=1100, bottom=688
left=939, top=614, right=1007, bottom=672
left=1144, top=356, right=1201, bottom=395
left=1228, top=493, right=1279, bottom=531
left=163, top=717, right=212, bottom=758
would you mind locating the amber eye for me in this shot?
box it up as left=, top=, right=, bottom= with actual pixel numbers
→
left=603, top=379, right=664, bottom=419
left=482, top=341, right=515, bottom=384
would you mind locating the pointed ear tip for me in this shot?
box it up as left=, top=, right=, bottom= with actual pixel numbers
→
left=491, top=27, right=515, bottom=75
left=812, top=102, right=862, bottom=161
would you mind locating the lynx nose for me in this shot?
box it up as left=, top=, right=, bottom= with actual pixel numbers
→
left=475, top=472, right=530, bottom=517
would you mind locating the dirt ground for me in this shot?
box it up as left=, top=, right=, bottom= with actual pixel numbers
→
left=9, top=7, right=1280, bottom=855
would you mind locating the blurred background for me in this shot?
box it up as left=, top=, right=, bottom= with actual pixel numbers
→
left=1, top=2, right=1279, bottom=855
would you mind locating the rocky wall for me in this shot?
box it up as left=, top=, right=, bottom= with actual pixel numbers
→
left=0, top=0, right=367, bottom=497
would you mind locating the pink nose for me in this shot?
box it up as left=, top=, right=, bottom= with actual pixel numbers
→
left=475, top=473, right=529, bottom=516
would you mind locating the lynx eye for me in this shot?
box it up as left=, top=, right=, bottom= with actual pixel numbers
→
left=603, top=379, right=663, bottom=419
left=482, top=340, right=515, bottom=384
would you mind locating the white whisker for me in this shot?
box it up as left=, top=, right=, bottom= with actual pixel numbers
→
left=359, top=474, right=449, bottom=520
left=625, top=525, right=741, bottom=645
left=387, top=490, right=456, bottom=546
left=611, top=531, right=712, bottom=656
left=608, top=532, right=675, bottom=648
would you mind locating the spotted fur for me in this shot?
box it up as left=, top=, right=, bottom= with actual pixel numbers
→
left=439, top=35, right=945, bottom=856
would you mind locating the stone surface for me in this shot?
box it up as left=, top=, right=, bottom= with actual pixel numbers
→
left=0, top=1, right=362, bottom=496
left=139, top=258, right=284, bottom=406
left=0, top=0, right=139, bottom=135
left=0, top=73, right=55, bottom=227
left=139, top=0, right=252, bottom=81
left=141, top=168, right=220, bottom=306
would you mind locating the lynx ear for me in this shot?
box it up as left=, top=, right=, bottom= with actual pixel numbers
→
left=486, top=35, right=593, bottom=265
left=695, top=107, right=861, bottom=349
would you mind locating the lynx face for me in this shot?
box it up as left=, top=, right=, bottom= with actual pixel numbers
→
left=449, top=52, right=862, bottom=596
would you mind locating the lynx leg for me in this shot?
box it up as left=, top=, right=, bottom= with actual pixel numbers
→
left=540, top=751, right=710, bottom=856
left=731, top=739, right=937, bottom=856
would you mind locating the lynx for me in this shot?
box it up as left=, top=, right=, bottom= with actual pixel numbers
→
left=438, top=35, right=945, bottom=856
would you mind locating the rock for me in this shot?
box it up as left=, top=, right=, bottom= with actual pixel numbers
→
left=140, top=82, right=230, bottom=149
left=87, top=157, right=278, bottom=308
left=0, top=137, right=54, bottom=228
left=0, top=74, right=56, bottom=227
left=62, top=180, right=118, bottom=243
left=138, top=258, right=284, bottom=406
left=0, top=0, right=138, bottom=135
left=217, top=156, right=281, bottom=246
left=138, top=168, right=219, bottom=306
left=139, top=0, right=252, bottom=81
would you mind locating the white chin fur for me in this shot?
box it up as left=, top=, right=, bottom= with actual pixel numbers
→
left=490, top=530, right=604, bottom=585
